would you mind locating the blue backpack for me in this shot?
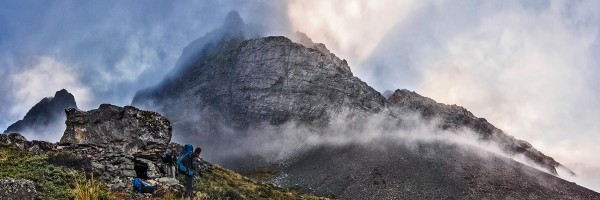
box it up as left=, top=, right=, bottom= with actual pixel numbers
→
left=176, top=144, right=195, bottom=176
left=132, top=178, right=156, bottom=193
left=132, top=178, right=142, bottom=192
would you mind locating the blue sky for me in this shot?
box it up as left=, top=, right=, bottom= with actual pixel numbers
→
left=1, top=0, right=599, bottom=192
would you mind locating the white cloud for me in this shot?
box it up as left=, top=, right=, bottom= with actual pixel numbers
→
left=10, top=56, right=93, bottom=115
left=287, top=0, right=423, bottom=65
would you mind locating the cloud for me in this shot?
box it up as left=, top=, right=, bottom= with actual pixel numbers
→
left=8, top=56, right=92, bottom=120
left=351, top=0, right=600, bottom=192
left=287, top=0, right=424, bottom=65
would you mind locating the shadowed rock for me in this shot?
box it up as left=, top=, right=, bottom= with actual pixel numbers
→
left=4, top=89, right=77, bottom=134
left=0, top=133, right=55, bottom=154
left=133, top=36, right=385, bottom=129
left=60, top=104, right=172, bottom=160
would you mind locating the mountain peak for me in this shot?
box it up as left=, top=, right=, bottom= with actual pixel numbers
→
left=223, top=11, right=243, bottom=30
left=131, top=34, right=592, bottom=198
left=133, top=35, right=380, bottom=128
left=4, top=89, right=77, bottom=135
left=54, top=88, right=70, bottom=97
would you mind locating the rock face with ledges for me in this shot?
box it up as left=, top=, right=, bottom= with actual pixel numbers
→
left=133, top=36, right=386, bottom=130
left=60, top=104, right=172, bottom=160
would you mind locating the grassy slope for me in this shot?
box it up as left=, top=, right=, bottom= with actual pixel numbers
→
left=0, top=146, right=330, bottom=200
left=190, top=165, right=330, bottom=200
left=0, top=146, right=77, bottom=199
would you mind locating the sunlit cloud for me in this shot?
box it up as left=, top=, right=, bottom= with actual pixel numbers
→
left=9, top=56, right=92, bottom=117
left=287, top=0, right=423, bottom=65
left=354, top=0, right=600, bottom=191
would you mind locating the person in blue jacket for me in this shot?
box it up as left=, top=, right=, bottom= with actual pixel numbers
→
left=177, top=144, right=196, bottom=199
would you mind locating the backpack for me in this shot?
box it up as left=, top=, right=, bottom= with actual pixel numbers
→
left=132, top=178, right=156, bottom=193
left=176, top=144, right=195, bottom=176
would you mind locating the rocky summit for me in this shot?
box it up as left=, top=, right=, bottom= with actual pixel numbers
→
left=133, top=36, right=385, bottom=129
left=60, top=104, right=172, bottom=160
left=131, top=15, right=599, bottom=199
left=4, top=89, right=77, bottom=134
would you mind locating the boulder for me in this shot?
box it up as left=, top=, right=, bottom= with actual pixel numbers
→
left=0, top=133, right=55, bottom=154
left=0, top=178, right=38, bottom=200
left=26, top=140, right=55, bottom=154
left=0, top=133, right=28, bottom=149
left=60, top=104, right=172, bottom=160
left=156, top=177, right=179, bottom=186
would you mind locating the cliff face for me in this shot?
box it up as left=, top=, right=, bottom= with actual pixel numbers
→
left=130, top=13, right=595, bottom=198
left=133, top=36, right=385, bottom=129
left=4, top=89, right=77, bottom=134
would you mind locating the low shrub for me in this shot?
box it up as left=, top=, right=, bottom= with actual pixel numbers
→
left=0, top=147, right=74, bottom=199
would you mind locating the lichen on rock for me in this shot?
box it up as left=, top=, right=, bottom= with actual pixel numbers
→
left=0, top=178, right=38, bottom=200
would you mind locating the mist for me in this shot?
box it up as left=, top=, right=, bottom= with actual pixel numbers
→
left=167, top=103, right=580, bottom=194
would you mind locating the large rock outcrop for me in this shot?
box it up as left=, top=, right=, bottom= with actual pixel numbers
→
left=133, top=36, right=385, bottom=129
left=60, top=104, right=172, bottom=160
left=55, top=104, right=186, bottom=186
left=4, top=89, right=77, bottom=134
left=133, top=12, right=385, bottom=131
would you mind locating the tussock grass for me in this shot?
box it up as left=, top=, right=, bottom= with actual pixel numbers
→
left=191, top=165, right=333, bottom=200
left=73, top=174, right=116, bottom=200
left=0, top=147, right=118, bottom=199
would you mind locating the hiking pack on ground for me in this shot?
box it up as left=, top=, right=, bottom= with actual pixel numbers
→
left=177, top=144, right=195, bottom=176
left=132, top=178, right=156, bottom=193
